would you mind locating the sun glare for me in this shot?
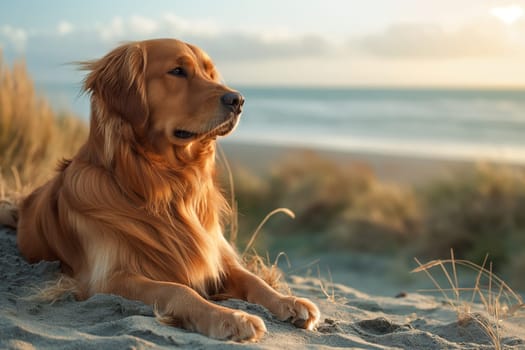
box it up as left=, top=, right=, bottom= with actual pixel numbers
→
left=490, top=4, right=524, bottom=25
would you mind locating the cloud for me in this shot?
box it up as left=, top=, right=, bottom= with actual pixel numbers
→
left=188, top=33, right=333, bottom=62
left=63, top=14, right=525, bottom=63
left=355, top=20, right=524, bottom=58
left=50, top=14, right=335, bottom=62
left=162, top=14, right=219, bottom=37
left=0, top=25, right=27, bottom=52
left=98, top=15, right=160, bottom=41
left=97, top=16, right=125, bottom=41
left=57, top=21, right=74, bottom=36
left=129, top=15, right=158, bottom=36
left=94, top=14, right=219, bottom=41
left=3, top=13, right=525, bottom=86
left=0, top=14, right=324, bottom=83
left=491, top=5, right=524, bottom=25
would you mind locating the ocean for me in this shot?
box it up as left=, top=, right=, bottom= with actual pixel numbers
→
left=37, top=83, right=525, bottom=163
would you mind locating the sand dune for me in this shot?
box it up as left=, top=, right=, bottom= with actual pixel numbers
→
left=1, top=226, right=524, bottom=349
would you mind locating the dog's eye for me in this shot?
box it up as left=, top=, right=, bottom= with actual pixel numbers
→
left=168, top=67, right=187, bottom=77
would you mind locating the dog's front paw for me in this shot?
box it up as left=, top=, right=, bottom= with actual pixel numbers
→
left=275, top=296, right=320, bottom=330
left=210, top=310, right=267, bottom=342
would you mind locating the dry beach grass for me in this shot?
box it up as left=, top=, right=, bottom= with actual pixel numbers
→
left=413, top=249, right=525, bottom=350
left=0, top=53, right=87, bottom=192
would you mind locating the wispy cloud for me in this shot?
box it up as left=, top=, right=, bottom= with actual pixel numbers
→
left=93, top=14, right=219, bottom=42
left=97, top=16, right=125, bottom=41
left=8, top=13, right=523, bottom=62
left=86, top=14, right=332, bottom=60
left=2, top=12, right=525, bottom=86
left=57, top=21, right=74, bottom=36
left=490, top=4, right=524, bottom=25
left=0, top=25, right=28, bottom=52
left=128, top=15, right=158, bottom=36
left=354, top=19, right=525, bottom=58
left=162, top=14, right=219, bottom=37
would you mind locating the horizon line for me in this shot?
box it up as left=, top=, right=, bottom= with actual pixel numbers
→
left=35, top=80, right=525, bottom=91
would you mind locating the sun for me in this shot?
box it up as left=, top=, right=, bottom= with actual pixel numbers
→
left=490, top=4, right=524, bottom=25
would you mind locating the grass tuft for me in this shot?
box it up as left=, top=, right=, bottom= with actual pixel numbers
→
left=243, top=252, right=291, bottom=294
left=316, top=265, right=336, bottom=303
left=22, top=274, right=79, bottom=304
left=413, top=249, right=524, bottom=349
left=218, top=143, right=294, bottom=293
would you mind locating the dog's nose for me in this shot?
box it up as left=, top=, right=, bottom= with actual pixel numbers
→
left=221, top=92, right=244, bottom=110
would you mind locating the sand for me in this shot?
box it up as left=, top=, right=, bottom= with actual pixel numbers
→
left=1, top=226, right=524, bottom=350
left=219, top=140, right=512, bottom=186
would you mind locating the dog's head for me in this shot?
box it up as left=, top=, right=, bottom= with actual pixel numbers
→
left=82, top=39, right=243, bottom=149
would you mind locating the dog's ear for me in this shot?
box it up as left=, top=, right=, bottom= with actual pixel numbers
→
left=80, top=43, right=148, bottom=130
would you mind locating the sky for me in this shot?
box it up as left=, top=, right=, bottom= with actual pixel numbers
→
left=1, top=0, right=525, bottom=87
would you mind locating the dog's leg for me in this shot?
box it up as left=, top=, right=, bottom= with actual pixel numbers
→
left=222, top=265, right=320, bottom=330
left=106, top=273, right=266, bottom=341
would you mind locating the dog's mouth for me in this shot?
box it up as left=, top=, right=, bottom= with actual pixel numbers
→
left=173, top=114, right=240, bottom=141
left=205, top=115, right=240, bottom=138
left=173, top=130, right=198, bottom=139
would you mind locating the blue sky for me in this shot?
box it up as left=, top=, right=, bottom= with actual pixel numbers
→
left=1, top=0, right=525, bottom=86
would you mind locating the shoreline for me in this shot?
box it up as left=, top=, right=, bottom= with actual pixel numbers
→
left=219, top=140, right=519, bottom=186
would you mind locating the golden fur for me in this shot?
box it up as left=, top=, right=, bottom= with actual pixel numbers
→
left=8, top=39, right=319, bottom=341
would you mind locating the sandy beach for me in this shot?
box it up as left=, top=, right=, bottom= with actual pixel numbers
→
left=2, top=143, right=525, bottom=349
left=1, top=225, right=524, bottom=349
left=219, top=140, right=488, bottom=186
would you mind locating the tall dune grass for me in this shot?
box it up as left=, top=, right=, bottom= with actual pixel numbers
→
left=0, top=53, right=87, bottom=194
left=418, top=164, right=525, bottom=260
left=230, top=154, right=525, bottom=289
left=231, top=151, right=421, bottom=253
left=417, top=164, right=525, bottom=289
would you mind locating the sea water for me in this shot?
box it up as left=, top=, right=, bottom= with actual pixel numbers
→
left=37, top=83, right=525, bottom=163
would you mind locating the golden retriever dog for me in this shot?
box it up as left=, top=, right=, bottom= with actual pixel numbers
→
left=8, top=38, right=319, bottom=341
